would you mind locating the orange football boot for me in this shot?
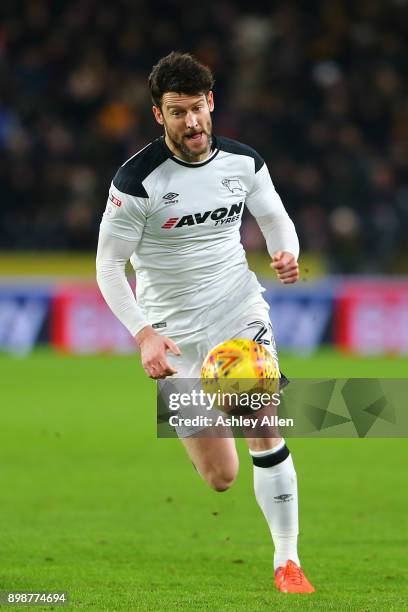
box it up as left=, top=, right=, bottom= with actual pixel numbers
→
left=274, top=560, right=315, bottom=593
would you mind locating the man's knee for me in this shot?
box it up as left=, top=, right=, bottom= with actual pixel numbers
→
left=204, top=465, right=238, bottom=492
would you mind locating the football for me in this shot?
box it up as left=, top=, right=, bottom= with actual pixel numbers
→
left=201, top=338, right=280, bottom=411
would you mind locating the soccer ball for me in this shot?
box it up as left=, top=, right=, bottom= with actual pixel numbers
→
left=201, top=338, right=280, bottom=413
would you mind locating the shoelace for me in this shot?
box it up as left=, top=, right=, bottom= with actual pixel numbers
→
left=284, top=563, right=304, bottom=585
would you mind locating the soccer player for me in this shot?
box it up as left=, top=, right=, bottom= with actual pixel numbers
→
left=96, top=52, right=314, bottom=594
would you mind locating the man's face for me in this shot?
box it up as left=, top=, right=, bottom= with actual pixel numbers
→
left=152, top=92, right=214, bottom=162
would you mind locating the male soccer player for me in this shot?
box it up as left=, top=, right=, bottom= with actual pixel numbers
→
left=96, top=52, right=314, bottom=594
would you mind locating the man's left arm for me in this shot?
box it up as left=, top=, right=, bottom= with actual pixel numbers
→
left=245, top=163, right=300, bottom=285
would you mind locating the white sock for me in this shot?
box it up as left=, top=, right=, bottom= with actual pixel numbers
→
left=250, top=442, right=300, bottom=570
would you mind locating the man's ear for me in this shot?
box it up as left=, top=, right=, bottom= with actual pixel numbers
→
left=152, top=105, right=164, bottom=125
left=207, top=91, right=214, bottom=112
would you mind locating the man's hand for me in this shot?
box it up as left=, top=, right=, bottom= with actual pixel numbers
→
left=135, top=326, right=181, bottom=379
left=271, top=251, right=299, bottom=284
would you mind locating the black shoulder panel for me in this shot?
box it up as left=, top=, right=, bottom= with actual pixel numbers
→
left=216, top=136, right=264, bottom=173
left=112, top=138, right=168, bottom=197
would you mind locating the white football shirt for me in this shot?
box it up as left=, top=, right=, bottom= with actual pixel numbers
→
left=97, top=136, right=299, bottom=337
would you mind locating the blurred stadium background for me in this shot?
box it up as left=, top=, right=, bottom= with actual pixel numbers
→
left=1, top=0, right=407, bottom=354
left=1, top=1, right=407, bottom=609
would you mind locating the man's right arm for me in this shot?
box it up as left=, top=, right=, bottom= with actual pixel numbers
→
left=96, top=227, right=148, bottom=337
left=96, top=185, right=180, bottom=378
left=96, top=229, right=180, bottom=378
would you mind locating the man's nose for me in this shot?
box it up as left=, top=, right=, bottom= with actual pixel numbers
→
left=185, top=111, right=198, bottom=129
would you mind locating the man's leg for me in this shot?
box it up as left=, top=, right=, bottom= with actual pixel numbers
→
left=241, top=411, right=314, bottom=593
left=244, top=431, right=300, bottom=569
left=225, top=304, right=299, bottom=567
left=181, top=432, right=238, bottom=492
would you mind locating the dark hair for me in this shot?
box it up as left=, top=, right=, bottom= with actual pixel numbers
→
left=148, top=51, right=214, bottom=107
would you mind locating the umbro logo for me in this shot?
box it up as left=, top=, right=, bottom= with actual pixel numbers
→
left=274, top=494, right=293, bottom=503
left=163, top=192, right=179, bottom=202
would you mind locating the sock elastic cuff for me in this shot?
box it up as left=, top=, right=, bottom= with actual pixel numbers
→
left=249, top=439, right=285, bottom=458
left=250, top=444, right=290, bottom=468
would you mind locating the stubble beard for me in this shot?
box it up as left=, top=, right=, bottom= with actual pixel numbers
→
left=165, top=124, right=213, bottom=162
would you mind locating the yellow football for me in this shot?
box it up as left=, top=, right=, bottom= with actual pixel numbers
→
left=201, top=338, right=280, bottom=410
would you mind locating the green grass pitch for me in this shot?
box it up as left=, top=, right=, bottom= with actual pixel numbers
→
left=0, top=349, right=407, bottom=611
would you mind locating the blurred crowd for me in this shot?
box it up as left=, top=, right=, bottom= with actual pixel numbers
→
left=1, top=0, right=407, bottom=273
